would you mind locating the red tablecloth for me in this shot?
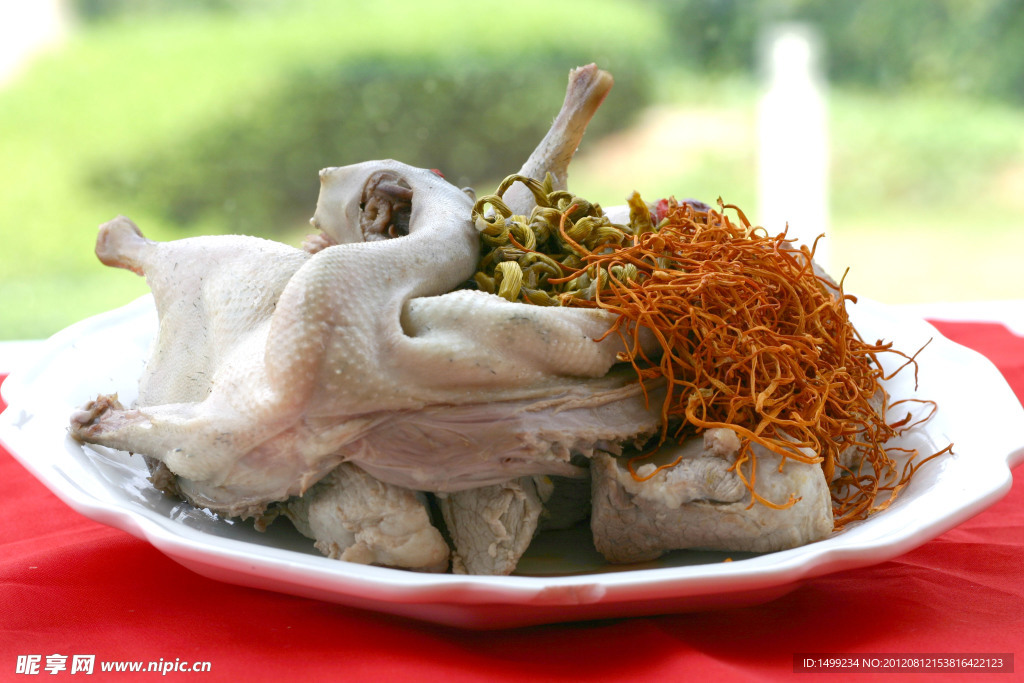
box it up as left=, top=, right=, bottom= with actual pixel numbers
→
left=2, top=320, right=1022, bottom=682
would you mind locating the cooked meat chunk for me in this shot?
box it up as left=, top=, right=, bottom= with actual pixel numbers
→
left=435, top=470, right=594, bottom=575
left=282, top=463, right=449, bottom=572
left=436, top=477, right=543, bottom=575
left=590, top=428, right=833, bottom=563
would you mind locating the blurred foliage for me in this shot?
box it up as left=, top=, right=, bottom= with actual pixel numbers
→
left=78, top=0, right=1024, bottom=104
left=77, top=0, right=1024, bottom=236
left=73, top=0, right=277, bottom=20
left=87, top=56, right=650, bottom=234
left=651, top=0, right=1024, bottom=104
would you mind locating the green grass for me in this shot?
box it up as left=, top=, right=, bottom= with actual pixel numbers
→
left=2, top=2, right=1023, bottom=340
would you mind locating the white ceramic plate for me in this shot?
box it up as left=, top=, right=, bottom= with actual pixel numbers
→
left=3, top=296, right=1022, bottom=628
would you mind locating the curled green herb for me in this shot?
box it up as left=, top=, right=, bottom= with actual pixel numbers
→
left=470, top=174, right=642, bottom=304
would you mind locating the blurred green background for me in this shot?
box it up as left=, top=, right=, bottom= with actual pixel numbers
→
left=2, top=0, right=1023, bottom=340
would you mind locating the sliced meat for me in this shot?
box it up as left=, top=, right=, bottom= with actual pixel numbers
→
left=281, top=463, right=449, bottom=572
left=590, top=428, right=834, bottom=563
left=435, top=476, right=543, bottom=575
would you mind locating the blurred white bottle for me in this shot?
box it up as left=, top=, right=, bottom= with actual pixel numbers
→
left=757, top=23, right=830, bottom=272
left=0, top=0, right=68, bottom=87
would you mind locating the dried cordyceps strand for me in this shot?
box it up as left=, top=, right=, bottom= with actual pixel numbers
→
left=554, top=196, right=947, bottom=528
